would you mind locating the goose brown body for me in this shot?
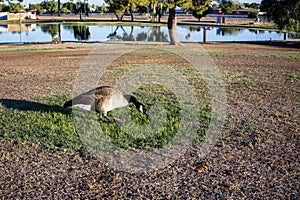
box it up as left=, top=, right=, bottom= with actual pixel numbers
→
left=63, top=86, right=147, bottom=118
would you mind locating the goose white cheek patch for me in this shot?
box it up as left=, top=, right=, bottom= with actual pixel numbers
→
left=139, top=105, right=143, bottom=113
left=73, top=104, right=92, bottom=111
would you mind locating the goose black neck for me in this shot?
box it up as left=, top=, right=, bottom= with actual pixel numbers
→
left=126, top=95, right=142, bottom=108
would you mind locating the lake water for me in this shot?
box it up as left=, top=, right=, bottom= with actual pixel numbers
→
left=0, top=23, right=296, bottom=44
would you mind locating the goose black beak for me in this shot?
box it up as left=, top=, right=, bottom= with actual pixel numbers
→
left=144, top=111, right=149, bottom=118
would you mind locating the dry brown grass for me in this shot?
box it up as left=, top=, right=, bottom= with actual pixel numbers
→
left=0, top=43, right=299, bottom=199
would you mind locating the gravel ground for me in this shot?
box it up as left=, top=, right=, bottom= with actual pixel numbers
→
left=0, top=42, right=299, bottom=199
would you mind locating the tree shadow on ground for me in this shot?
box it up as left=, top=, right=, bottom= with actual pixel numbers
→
left=0, top=99, right=71, bottom=114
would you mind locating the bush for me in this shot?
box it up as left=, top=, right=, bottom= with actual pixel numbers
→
left=0, top=4, right=10, bottom=12
left=248, top=12, right=258, bottom=19
left=61, top=7, right=70, bottom=14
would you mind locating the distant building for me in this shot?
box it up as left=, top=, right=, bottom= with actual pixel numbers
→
left=232, top=7, right=259, bottom=15
left=0, top=12, right=7, bottom=20
left=0, top=11, right=36, bottom=21
left=210, top=8, right=223, bottom=14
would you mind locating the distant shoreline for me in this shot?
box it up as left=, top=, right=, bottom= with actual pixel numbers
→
left=0, top=14, right=277, bottom=31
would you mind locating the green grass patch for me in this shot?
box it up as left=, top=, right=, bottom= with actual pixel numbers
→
left=0, top=96, right=81, bottom=150
left=0, top=48, right=213, bottom=153
left=208, top=51, right=232, bottom=57
left=0, top=86, right=210, bottom=153
left=74, top=84, right=210, bottom=151
left=0, top=48, right=55, bottom=53
left=268, top=54, right=300, bottom=59
left=287, top=73, right=300, bottom=83
left=0, top=45, right=92, bottom=53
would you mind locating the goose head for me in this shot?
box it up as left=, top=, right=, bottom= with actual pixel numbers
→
left=126, top=95, right=149, bottom=117
left=138, top=104, right=149, bottom=117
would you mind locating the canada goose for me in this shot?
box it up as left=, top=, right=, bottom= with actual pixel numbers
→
left=63, top=86, right=148, bottom=122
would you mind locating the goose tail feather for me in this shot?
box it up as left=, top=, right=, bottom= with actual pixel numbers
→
left=63, top=99, right=73, bottom=108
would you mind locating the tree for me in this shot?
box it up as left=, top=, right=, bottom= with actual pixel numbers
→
left=219, top=0, right=239, bottom=14
left=8, top=2, right=24, bottom=12
left=96, top=5, right=107, bottom=13
left=243, top=2, right=260, bottom=9
left=190, top=0, right=210, bottom=21
left=29, top=3, right=45, bottom=14
left=62, top=1, right=76, bottom=13
left=165, top=0, right=209, bottom=45
left=127, top=0, right=149, bottom=21
left=58, top=0, right=61, bottom=16
left=261, top=0, right=300, bottom=33
left=105, top=0, right=129, bottom=20
left=248, top=11, right=258, bottom=19
left=0, top=4, right=10, bottom=12
left=1, top=0, right=24, bottom=12
left=41, top=0, right=58, bottom=15
left=77, top=3, right=90, bottom=18
left=105, top=0, right=148, bottom=21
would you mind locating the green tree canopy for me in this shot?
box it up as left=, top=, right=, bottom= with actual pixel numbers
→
left=41, top=0, right=58, bottom=15
left=261, top=0, right=300, bottom=32
left=62, top=1, right=76, bottom=13
left=29, top=3, right=45, bottom=14
left=190, top=0, right=210, bottom=21
left=218, top=0, right=239, bottom=14
left=8, top=2, right=24, bottom=12
left=243, top=2, right=260, bottom=9
left=105, top=0, right=149, bottom=21
left=0, top=4, right=9, bottom=12
left=105, top=0, right=129, bottom=20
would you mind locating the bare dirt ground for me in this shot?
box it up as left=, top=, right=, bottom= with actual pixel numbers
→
left=0, top=42, right=299, bottom=199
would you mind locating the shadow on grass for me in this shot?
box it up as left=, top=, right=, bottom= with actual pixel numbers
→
left=0, top=99, right=71, bottom=114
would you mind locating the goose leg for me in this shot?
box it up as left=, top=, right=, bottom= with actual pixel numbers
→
left=105, top=116, right=125, bottom=124
left=100, top=112, right=125, bottom=124
left=98, top=112, right=107, bottom=123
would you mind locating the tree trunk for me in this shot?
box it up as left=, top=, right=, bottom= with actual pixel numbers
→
left=130, top=12, right=134, bottom=21
left=120, top=13, right=125, bottom=21
left=203, top=27, right=206, bottom=43
left=129, top=7, right=134, bottom=22
left=167, top=8, right=181, bottom=45
left=58, top=0, right=61, bottom=16
left=115, top=14, right=120, bottom=21
left=58, top=23, right=61, bottom=42
left=157, top=3, right=162, bottom=23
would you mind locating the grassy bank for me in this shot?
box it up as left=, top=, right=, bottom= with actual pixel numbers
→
left=0, top=47, right=211, bottom=153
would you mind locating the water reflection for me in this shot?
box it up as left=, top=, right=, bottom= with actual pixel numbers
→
left=0, top=23, right=37, bottom=43
left=148, top=26, right=169, bottom=42
left=107, top=26, right=169, bottom=42
left=217, top=28, right=240, bottom=36
left=0, top=23, right=298, bottom=44
left=40, top=24, right=59, bottom=40
left=64, top=25, right=91, bottom=41
left=0, top=23, right=36, bottom=33
left=107, top=26, right=135, bottom=41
